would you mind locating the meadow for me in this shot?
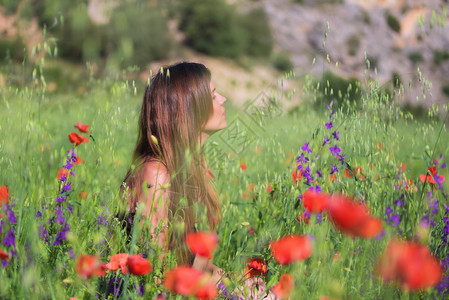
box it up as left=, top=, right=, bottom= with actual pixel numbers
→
left=0, top=64, right=448, bottom=299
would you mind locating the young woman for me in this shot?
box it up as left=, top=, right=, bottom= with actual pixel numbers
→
left=122, top=62, right=275, bottom=298
left=122, top=61, right=226, bottom=270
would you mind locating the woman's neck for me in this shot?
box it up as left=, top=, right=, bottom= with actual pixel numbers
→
left=199, top=131, right=211, bottom=146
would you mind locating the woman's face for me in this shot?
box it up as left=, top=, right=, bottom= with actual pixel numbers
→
left=202, top=81, right=227, bottom=132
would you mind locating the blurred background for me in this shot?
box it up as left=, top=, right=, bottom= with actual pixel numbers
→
left=0, top=0, right=448, bottom=114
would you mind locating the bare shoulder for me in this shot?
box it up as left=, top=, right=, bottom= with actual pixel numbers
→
left=141, top=160, right=170, bottom=188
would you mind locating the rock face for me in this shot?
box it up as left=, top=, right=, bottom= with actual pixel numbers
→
left=262, top=0, right=449, bottom=106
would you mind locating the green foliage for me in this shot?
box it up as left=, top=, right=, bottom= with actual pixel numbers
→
left=391, top=71, right=402, bottom=88
left=54, top=3, right=109, bottom=62
left=401, top=102, right=428, bottom=120
left=347, top=35, right=360, bottom=56
left=442, top=83, right=449, bottom=97
left=178, top=0, right=272, bottom=58
left=179, top=0, right=247, bottom=58
left=386, top=12, right=401, bottom=33
left=313, top=71, right=361, bottom=109
left=0, top=0, right=19, bottom=14
left=434, top=50, right=449, bottom=65
left=0, top=37, right=26, bottom=62
left=239, top=8, right=273, bottom=57
left=408, top=51, right=424, bottom=64
left=32, top=0, right=171, bottom=67
left=272, top=52, right=294, bottom=72
left=108, top=2, right=172, bottom=68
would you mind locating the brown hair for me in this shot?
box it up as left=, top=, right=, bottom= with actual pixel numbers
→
left=123, top=62, right=221, bottom=264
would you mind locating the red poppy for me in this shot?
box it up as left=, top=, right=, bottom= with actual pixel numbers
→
left=332, top=252, right=342, bottom=262
left=326, top=194, right=383, bottom=238
left=0, top=185, right=10, bottom=205
left=267, top=183, right=273, bottom=193
left=248, top=226, right=255, bottom=235
left=241, top=163, right=247, bottom=171
left=398, top=162, right=406, bottom=173
left=75, top=255, right=106, bottom=279
left=164, top=266, right=204, bottom=296
left=345, top=167, right=365, bottom=180
left=186, top=232, right=218, bottom=259
left=248, top=183, right=256, bottom=191
left=127, top=254, right=152, bottom=276
left=420, top=166, right=445, bottom=184
left=297, top=212, right=310, bottom=224
left=0, top=249, right=9, bottom=260
left=105, top=253, right=129, bottom=274
left=57, top=168, right=69, bottom=180
left=401, top=179, right=416, bottom=192
left=271, top=234, right=312, bottom=265
left=303, top=189, right=329, bottom=213
left=245, top=258, right=267, bottom=278
left=273, top=273, right=294, bottom=299
left=194, top=281, right=218, bottom=299
left=328, top=174, right=337, bottom=183
left=292, top=169, right=302, bottom=184
left=68, top=132, right=89, bottom=146
left=79, top=192, right=87, bottom=199
left=74, top=156, right=84, bottom=165
left=376, top=239, right=443, bottom=291
left=74, top=121, right=89, bottom=133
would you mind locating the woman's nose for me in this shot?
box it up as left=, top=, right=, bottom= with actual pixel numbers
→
left=220, top=94, right=227, bottom=105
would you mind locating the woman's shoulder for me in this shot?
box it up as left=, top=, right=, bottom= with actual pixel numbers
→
left=141, top=159, right=170, bottom=188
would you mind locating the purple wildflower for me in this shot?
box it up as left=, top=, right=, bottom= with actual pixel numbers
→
left=296, top=153, right=309, bottom=164
left=330, top=164, right=338, bottom=175
left=302, top=142, right=312, bottom=154
left=374, top=230, right=386, bottom=241
left=322, top=137, right=330, bottom=146
left=332, top=131, right=340, bottom=141
left=393, top=194, right=404, bottom=207
left=61, top=182, right=71, bottom=194
left=329, top=145, right=341, bottom=156
left=5, top=205, right=16, bottom=224
left=3, top=229, right=15, bottom=248
left=325, top=122, right=333, bottom=130
left=316, top=213, right=322, bottom=224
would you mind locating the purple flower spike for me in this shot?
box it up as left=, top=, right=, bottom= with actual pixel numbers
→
left=325, top=122, right=333, bottom=130
left=322, top=137, right=330, bottom=146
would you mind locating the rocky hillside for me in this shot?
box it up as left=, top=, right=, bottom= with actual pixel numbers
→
left=260, top=0, right=449, bottom=106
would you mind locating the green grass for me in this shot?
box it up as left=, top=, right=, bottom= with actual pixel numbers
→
left=0, top=65, right=448, bottom=299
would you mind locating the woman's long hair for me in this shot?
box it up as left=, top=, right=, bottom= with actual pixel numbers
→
left=122, top=62, right=221, bottom=264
